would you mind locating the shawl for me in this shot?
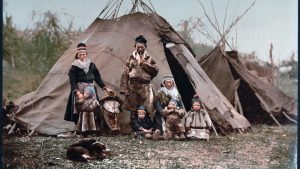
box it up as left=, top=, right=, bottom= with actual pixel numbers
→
left=72, top=58, right=91, bottom=73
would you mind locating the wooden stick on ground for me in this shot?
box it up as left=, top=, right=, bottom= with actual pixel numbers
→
left=211, top=121, right=219, bottom=137
left=28, top=130, right=35, bottom=137
left=8, top=123, right=17, bottom=135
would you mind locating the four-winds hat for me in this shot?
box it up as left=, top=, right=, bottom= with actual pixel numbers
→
left=137, top=105, right=147, bottom=112
left=169, top=99, right=178, bottom=106
left=77, top=42, right=87, bottom=51
left=191, top=94, right=201, bottom=104
left=135, top=35, right=147, bottom=44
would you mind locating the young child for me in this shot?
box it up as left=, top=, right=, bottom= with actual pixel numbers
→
left=83, top=86, right=96, bottom=99
left=185, top=95, right=212, bottom=140
left=132, top=105, right=154, bottom=139
left=162, top=99, right=186, bottom=140
left=76, top=84, right=96, bottom=104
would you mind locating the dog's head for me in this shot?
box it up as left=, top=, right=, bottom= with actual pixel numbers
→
left=92, top=141, right=106, bottom=152
left=91, top=141, right=110, bottom=159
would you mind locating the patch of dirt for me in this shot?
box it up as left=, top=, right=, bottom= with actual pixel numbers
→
left=3, top=124, right=297, bottom=169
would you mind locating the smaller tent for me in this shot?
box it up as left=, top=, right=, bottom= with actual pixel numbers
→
left=198, top=46, right=297, bottom=124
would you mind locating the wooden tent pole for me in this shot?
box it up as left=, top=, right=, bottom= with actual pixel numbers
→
left=269, top=113, right=281, bottom=127
left=253, top=93, right=283, bottom=126
left=235, top=90, right=244, bottom=115
left=211, top=122, right=219, bottom=137
left=269, top=43, right=275, bottom=85
left=202, top=104, right=219, bottom=137
left=28, top=130, right=35, bottom=137
left=282, top=111, right=297, bottom=124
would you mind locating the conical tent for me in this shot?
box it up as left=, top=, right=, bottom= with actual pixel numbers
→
left=198, top=46, right=297, bottom=124
left=12, top=10, right=251, bottom=135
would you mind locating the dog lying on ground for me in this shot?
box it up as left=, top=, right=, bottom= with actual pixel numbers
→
left=66, top=138, right=110, bottom=162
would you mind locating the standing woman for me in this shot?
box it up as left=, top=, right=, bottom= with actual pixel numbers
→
left=64, top=42, right=113, bottom=136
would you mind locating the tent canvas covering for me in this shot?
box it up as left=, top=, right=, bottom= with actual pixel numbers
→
left=198, top=47, right=297, bottom=124
left=12, top=12, right=251, bottom=136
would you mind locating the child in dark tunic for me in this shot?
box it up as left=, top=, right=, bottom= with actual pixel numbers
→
left=132, top=105, right=154, bottom=139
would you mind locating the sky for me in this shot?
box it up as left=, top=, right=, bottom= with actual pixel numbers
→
left=3, top=0, right=298, bottom=63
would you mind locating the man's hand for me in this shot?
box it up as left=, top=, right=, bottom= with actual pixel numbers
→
left=140, top=57, right=146, bottom=64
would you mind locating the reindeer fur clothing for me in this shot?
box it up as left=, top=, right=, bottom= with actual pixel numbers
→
left=162, top=107, right=186, bottom=134
left=185, top=108, right=212, bottom=139
left=120, top=52, right=159, bottom=113
left=153, top=87, right=183, bottom=135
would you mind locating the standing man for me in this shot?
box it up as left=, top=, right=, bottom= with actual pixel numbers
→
left=120, top=35, right=159, bottom=125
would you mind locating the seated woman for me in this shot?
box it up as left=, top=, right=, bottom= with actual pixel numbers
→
left=185, top=95, right=212, bottom=140
left=153, top=75, right=184, bottom=140
left=132, top=105, right=154, bottom=139
left=64, top=42, right=113, bottom=137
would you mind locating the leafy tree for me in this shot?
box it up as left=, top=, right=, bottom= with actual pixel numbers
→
left=3, top=11, right=79, bottom=100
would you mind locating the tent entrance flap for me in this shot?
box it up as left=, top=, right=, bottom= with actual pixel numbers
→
left=164, top=44, right=195, bottom=110
left=227, top=62, right=275, bottom=124
left=237, top=79, right=274, bottom=124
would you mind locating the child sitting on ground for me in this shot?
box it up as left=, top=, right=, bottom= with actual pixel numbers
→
left=132, top=105, right=154, bottom=139
left=185, top=95, right=212, bottom=140
left=162, top=99, right=186, bottom=140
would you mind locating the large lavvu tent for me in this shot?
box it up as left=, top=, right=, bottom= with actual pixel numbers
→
left=11, top=0, right=251, bottom=136
left=197, top=47, right=297, bottom=124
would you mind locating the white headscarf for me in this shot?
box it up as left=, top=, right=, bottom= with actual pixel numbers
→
left=159, top=76, right=181, bottom=100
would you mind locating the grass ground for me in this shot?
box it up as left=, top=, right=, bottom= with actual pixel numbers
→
left=3, top=124, right=297, bottom=169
